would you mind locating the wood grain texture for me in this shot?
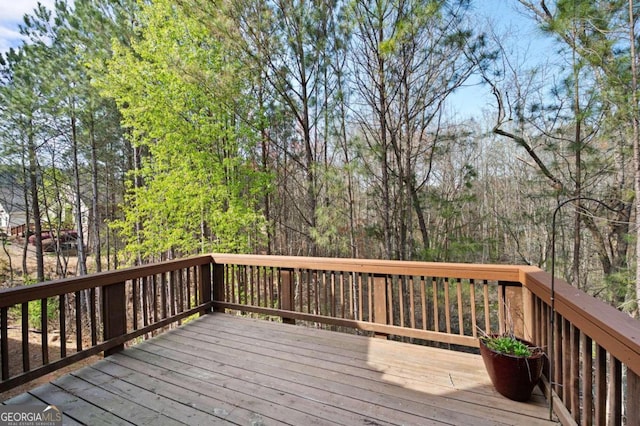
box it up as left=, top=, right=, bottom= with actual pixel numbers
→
left=4, top=313, right=557, bottom=425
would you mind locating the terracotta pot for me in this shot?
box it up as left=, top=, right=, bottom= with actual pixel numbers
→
left=479, top=336, right=544, bottom=402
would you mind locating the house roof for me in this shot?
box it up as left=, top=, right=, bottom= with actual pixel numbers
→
left=0, top=171, right=27, bottom=214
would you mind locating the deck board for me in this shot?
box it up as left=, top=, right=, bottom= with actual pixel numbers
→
left=2, top=313, right=558, bottom=425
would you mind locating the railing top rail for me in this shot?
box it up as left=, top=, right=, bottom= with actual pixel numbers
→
left=209, top=254, right=523, bottom=282
left=0, top=255, right=211, bottom=308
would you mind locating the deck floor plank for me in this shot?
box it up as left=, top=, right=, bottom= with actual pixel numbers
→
left=160, top=320, right=551, bottom=425
left=2, top=313, right=558, bottom=425
left=28, top=382, right=135, bottom=426
left=98, top=351, right=351, bottom=426
left=135, top=338, right=451, bottom=426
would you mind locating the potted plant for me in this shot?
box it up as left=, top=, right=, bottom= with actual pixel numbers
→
left=478, top=333, right=544, bottom=402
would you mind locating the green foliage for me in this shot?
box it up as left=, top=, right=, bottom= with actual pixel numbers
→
left=481, top=335, right=533, bottom=357
left=603, top=269, right=636, bottom=313
left=100, top=0, right=269, bottom=261
left=9, top=298, right=58, bottom=330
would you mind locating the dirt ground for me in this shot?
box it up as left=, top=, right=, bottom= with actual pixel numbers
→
left=1, top=236, right=99, bottom=401
left=1, top=236, right=80, bottom=287
left=0, top=329, right=101, bottom=401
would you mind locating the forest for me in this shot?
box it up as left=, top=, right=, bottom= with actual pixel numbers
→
left=0, top=0, right=638, bottom=318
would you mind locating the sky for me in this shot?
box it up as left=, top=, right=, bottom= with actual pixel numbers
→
left=0, top=1, right=56, bottom=53
left=0, top=0, right=552, bottom=120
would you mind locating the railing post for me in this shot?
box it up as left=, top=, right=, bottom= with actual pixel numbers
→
left=499, top=281, right=524, bottom=337
left=280, top=269, right=295, bottom=324
left=373, top=276, right=388, bottom=339
left=102, top=281, right=126, bottom=357
left=199, top=262, right=212, bottom=315
left=212, top=262, right=224, bottom=313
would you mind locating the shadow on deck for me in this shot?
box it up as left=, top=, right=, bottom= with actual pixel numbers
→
left=2, top=313, right=556, bottom=425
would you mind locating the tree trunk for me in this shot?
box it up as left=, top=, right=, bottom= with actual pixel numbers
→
left=90, top=110, right=102, bottom=272
left=629, top=0, right=640, bottom=317
left=28, top=120, right=44, bottom=282
left=71, top=103, right=88, bottom=276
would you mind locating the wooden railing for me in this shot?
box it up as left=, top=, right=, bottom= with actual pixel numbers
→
left=0, top=255, right=212, bottom=393
left=523, top=268, right=640, bottom=426
left=210, top=255, right=526, bottom=347
left=209, top=255, right=640, bottom=426
left=1, top=254, right=639, bottom=425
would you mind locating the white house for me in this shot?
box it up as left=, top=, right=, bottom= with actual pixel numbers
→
left=0, top=175, right=88, bottom=237
left=0, top=185, right=27, bottom=235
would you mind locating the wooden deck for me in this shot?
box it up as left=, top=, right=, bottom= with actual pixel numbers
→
left=2, top=313, right=557, bottom=425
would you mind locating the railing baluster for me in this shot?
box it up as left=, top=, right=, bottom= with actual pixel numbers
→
left=581, top=333, right=593, bottom=426
left=223, top=265, right=229, bottom=304
left=608, top=356, right=622, bottom=426
left=178, top=269, right=184, bottom=313
left=90, top=287, right=97, bottom=346
left=397, top=275, right=404, bottom=327
left=324, top=271, right=329, bottom=317
left=457, top=278, right=463, bottom=335
left=2, top=306, right=9, bottom=380
left=193, top=266, right=199, bottom=306
left=269, top=267, right=275, bottom=309
left=385, top=275, right=392, bottom=325
left=59, top=295, right=66, bottom=358
left=544, top=303, right=550, bottom=377
left=237, top=265, right=241, bottom=306
left=444, top=278, right=451, bottom=334
left=291, top=267, right=296, bottom=313
left=420, top=276, right=427, bottom=330
left=305, top=269, right=311, bottom=314
left=433, top=278, right=439, bottom=332
left=161, top=272, right=168, bottom=319
left=267, top=267, right=272, bottom=308
left=41, top=298, right=48, bottom=365
left=331, top=272, right=337, bottom=317
left=142, top=277, right=149, bottom=326
left=470, top=279, right=477, bottom=337
left=628, top=368, right=640, bottom=426
left=595, top=344, right=606, bottom=425
left=132, top=277, right=138, bottom=331
left=21, top=302, right=29, bottom=372
left=358, top=273, right=363, bottom=321
left=152, top=274, right=158, bottom=324
left=249, top=265, right=254, bottom=307
left=314, top=270, right=320, bottom=316
left=483, top=280, right=490, bottom=334
left=74, top=292, right=82, bottom=352
left=256, top=266, right=262, bottom=308
left=169, top=270, right=176, bottom=317
left=409, top=276, right=416, bottom=329
left=570, top=324, right=580, bottom=422
left=367, top=275, right=373, bottom=323
left=339, top=272, right=345, bottom=318
left=185, top=270, right=191, bottom=311
left=497, top=284, right=505, bottom=334
left=563, top=317, right=570, bottom=403
left=552, top=311, right=560, bottom=395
